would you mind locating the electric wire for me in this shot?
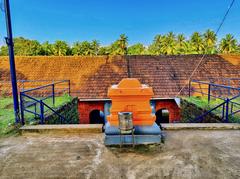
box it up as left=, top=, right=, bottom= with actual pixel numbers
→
left=175, top=0, right=236, bottom=97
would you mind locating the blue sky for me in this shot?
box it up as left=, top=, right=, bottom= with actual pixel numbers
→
left=0, top=0, right=239, bottom=46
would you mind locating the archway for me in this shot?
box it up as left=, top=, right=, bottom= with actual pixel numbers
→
left=89, top=109, right=105, bottom=124
left=155, top=109, right=169, bottom=125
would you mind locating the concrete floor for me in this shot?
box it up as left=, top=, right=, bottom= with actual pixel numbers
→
left=0, top=130, right=240, bottom=179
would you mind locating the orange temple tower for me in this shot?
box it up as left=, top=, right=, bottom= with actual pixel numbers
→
left=107, top=78, right=155, bottom=126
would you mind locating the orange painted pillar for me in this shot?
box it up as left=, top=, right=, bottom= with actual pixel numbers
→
left=107, top=78, right=155, bottom=126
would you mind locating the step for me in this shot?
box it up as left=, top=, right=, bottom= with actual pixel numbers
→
left=20, top=123, right=240, bottom=135
left=20, top=124, right=103, bottom=134
left=161, top=123, right=240, bottom=130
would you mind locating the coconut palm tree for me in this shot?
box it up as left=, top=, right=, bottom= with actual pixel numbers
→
left=190, top=32, right=205, bottom=54
left=203, top=29, right=217, bottom=54
left=219, top=34, right=238, bottom=54
left=72, top=41, right=82, bottom=55
left=53, top=40, right=70, bottom=56
left=41, top=41, right=54, bottom=56
left=148, top=34, right=164, bottom=55
left=110, top=34, right=128, bottom=55
left=176, top=34, right=187, bottom=54
left=127, top=43, right=146, bottom=55
left=162, top=32, right=177, bottom=55
left=91, top=40, right=100, bottom=55
left=118, top=34, right=128, bottom=55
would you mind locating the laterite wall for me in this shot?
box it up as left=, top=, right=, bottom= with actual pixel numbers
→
left=78, top=101, right=105, bottom=124
left=78, top=99, right=180, bottom=124
left=155, top=99, right=180, bottom=123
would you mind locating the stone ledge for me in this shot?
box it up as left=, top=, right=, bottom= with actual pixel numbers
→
left=161, top=123, right=240, bottom=130
left=20, top=123, right=240, bottom=135
left=20, top=124, right=103, bottom=134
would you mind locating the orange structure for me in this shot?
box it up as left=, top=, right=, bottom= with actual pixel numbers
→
left=107, top=78, right=155, bottom=126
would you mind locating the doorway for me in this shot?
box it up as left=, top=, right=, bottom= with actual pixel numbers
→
left=155, top=109, right=169, bottom=124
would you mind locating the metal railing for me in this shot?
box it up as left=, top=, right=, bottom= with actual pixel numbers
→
left=19, top=80, right=70, bottom=125
left=0, top=80, right=71, bottom=96
left=189, top=79, right=240, bottom=122
left=189, top=79, right=240, bottom=102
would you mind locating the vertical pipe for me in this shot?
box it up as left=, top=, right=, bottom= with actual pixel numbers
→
left=19, top=92, right=25, bottom=125
left=225, top=98, right=229, bottom=123
left=207, top=84, right=211, bottom=103
left=4, top=0, right=20, bottom=123
left=188, top=80, right=191, bottom=97
left=34, top=103, right=37, bottom=118
left=40, top=100, right=44, bottom=124
left=52, top=83, right=55, bottom=106
left=222, top=103, right=225, bottom=120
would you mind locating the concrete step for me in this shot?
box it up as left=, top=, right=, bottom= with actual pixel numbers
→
left=20, top=124, right=103, bottom=134
left=20, top=123, right=240, bottom=135
left=162, top=123, right=240, bottom=130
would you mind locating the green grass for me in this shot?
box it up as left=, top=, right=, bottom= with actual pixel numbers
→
left=0, top=94, right=72, bottom=137
left=183, top=96, right=240, bottom=123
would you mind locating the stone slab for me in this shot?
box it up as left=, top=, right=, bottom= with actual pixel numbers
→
left=20, top=123, right=240, bottom=135
left=161, top=123, right=240, bottom=130
left=20, top=124, right=103, bottom=134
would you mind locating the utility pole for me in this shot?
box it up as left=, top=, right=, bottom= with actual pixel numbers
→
left=4, top=0, right=20, bottom=123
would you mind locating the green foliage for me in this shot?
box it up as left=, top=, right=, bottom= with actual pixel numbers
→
left=52, top=40, right=71, bottom=56
left=203, top=29, right=217, bottom=54
left=0, top=30, right=239, bottom=56
left=41, top=41, right=54, bottom=55
left=219, top=34, right=239, bottom=53
left=0, top=95, right=73, bottom=137
left=189, top=32, right=205, bottom=54
left=98, top=46, right=111, bottom=55
left=183, top=96, right=240, bottom=123
left=72, top=40, right=100, bottom=56
left=109, top=34, right=128, bottom=55
left=176, top=34, right=188, bottom=54
left=0, top=45, right=9, bottom=56
left=127, top=43, right=146, bottom=55
left=45, top=97, right=79, bottom=124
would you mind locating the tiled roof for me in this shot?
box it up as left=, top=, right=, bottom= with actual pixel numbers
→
left=0, top=55, right=239, bottom=99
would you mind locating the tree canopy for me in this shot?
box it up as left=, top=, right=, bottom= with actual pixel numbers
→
left=0, top=30, right=239, bottom=56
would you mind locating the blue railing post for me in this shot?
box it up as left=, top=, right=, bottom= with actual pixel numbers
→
left=225, top=98, right=229, bottom=123
left=188, top=80, right=191, bottom=97
left=52, top=83, right=55, bottom=106
left=4, top=0, right=20, bottom=124
left=40, top=100, right=44, bottom=124
left=208, top=84, right=211, bottom=103
left=19, top=92, right=25, bottom=125
left=34, top=103, right=37, bottom=118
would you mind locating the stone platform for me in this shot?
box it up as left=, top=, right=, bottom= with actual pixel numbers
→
left=20, top=124, right=102, bottom=134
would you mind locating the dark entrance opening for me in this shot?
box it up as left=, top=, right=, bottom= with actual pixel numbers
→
left=89, top=109, right=105, bottom=124
left=155, top=109, right=169, bottom=124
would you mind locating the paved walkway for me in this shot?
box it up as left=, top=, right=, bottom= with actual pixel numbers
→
left=1, top=130, right=240, bottom=179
